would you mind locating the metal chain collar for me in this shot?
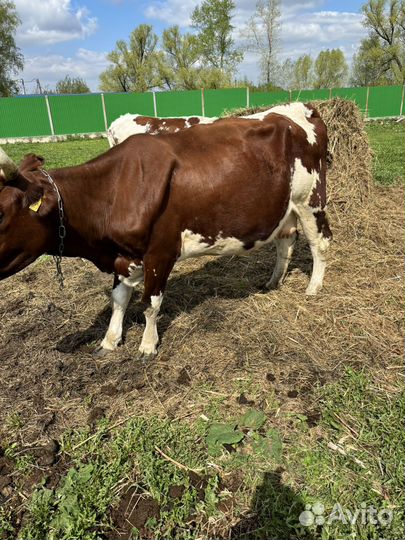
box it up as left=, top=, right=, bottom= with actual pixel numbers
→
left=41, top=169, right=66, bottom=289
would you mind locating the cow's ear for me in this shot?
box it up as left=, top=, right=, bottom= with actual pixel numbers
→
left=19, top=154, right=45, bottom=173
left=23, top=183, right=45, bottom=212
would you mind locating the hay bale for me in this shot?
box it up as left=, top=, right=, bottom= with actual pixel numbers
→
left=230, top=98, right=373, bottom=216
left=314, top=98, right=372, bottom=212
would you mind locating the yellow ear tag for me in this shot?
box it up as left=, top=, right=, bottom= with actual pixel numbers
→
left=29, top=198, right=42, bottom=212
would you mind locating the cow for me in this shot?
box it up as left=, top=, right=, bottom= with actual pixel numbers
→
left=107, top=113, right=218, bottom=147
left=0, top=102, right=332, bottom=359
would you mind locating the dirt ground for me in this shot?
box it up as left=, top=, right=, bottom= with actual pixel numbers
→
left=0, top=181, right=403, bottom=450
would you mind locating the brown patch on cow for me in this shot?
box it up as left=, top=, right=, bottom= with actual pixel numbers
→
left=187, top=117, right=200, bottom=126
left=314, top=210, right=333, bottom=239
left=134, top=116, right=154, bottom=126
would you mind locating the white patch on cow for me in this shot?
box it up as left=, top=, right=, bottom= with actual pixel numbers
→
left=107, top=114, right=218, bottom=146
left=119, top=262, right=144, bottom=288
left=244, top=102, right=316, bottom=145
left=185, top=121, right=190, bottom=128
left=179, top=202, right=295, bottom=260
left=175, top=128, right=180, bottom=132
left=291, top=158, right=319, bottom=205
left=188, top=116, right=217, bottom=125
left=139, top=293, right=163, bottom=356
left=107, top=113, right=145, bottom=147
left=100, top=282, right=133, bottom=350
left=179, top=230, right=244, bottom=260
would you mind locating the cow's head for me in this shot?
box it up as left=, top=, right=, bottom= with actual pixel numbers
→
left=0, top=148, right=55, bottom=280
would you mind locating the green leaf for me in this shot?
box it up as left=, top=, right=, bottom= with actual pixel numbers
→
left=266, top=428, right=283, bottom=461
left=239, top=409, right=267, bottom=430
left=215, top=430, right=244, bottom=445
left=206, top=422, right=244, bottom=449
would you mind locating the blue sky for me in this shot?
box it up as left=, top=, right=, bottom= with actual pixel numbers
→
left=14, top=0, right=367, bottom=92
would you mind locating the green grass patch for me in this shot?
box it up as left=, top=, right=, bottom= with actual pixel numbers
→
left=3, top=138, right=109, bottom=169
left=365, top=121, right=405, bottom=185
left=286, top=368, right=405, bottom=540
left=3, top=370, right=404, bottom=539
left=20, top=416, right=221, bottom=540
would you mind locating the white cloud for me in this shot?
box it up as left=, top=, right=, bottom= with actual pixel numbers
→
left=20, top=49, right=108, bottom=91
left=144, top=0, right=197, bottom=26
left=15, top=0, right=97, bottom=45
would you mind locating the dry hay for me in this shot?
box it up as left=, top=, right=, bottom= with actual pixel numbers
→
left=0, top=99, right=403, bottom=451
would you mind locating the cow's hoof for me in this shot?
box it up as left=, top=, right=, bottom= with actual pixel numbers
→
left=137, top=352, right=156, bottom=363
left=306, top=284, right=322, bottom=296
left=92, top=346, right=112, bottom=358
left=264, top=278, right=281, bottom=291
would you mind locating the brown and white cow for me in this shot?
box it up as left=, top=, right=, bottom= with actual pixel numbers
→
left=107, top=113, right=218, bottom=146
left=0, top=102, right=332, bottom=359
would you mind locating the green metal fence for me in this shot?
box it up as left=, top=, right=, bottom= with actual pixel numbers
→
left=0, top=85, right=403, bottom=139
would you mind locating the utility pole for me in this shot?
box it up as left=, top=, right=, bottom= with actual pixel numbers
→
left=36, top=78, right=43, bottom=94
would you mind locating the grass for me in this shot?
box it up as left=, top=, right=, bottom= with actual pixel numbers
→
left=2, top=369, right=403, bottom=539
left=365, top=121, right=405, bottom=185
left=4, top=138, right=109, bottom=169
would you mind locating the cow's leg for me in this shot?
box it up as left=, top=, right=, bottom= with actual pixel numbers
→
left=97, top=275, right=133, bottom=354
left=296, top=206, right=332, bottom=295
left=266, top=212, right=298, bottom=289
left=138, top=254, right=175, bottom=359
left=96, top=262, right=144, bottom=355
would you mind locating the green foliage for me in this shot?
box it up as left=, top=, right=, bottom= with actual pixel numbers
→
left=206, top=408, right=270, bottom=455
left=192, top=0, right=243, bottom=73
left=99, top=24, right=163, bottom=92
left=355, top=0, right=405, bottom=85
left=293, top=54, right=314, bottom=89
left=239, top=409, right=267, bottom=430
left=161, top=25, right=201, bottom=89
left=314, top=48, right=349, bottom=88
left=0, top=0, right=23, bottom=96
left=21, top=417, right=221, bottom=540
left=55, top=75, right=90, bottom=94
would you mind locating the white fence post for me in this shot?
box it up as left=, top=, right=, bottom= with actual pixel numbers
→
left=365, top=86, right=370, bottom=118
left=101, top=93, right=108, bottom=131
left=201, top=88, right=205, bottom=116
left=45, top=95, right=55, bottom=136
left=246, top=87, right=250, bottom=108
left=153, top=92, right=157, bottom=117
left=400, top=85, right=405, bottom=117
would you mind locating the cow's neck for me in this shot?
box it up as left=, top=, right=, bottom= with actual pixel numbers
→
left=45, top=163, right=121, bottom=272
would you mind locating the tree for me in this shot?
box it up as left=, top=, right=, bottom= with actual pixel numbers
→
left=55, top=75, right=90, bottom=94
left=274, top=58, right=295, bottom=90
left=351, top=36, right=393, bottom=85
left=192, top=0, right=243, bottom=74
left=354, top=0, right=405, bottom=84
left=161, top=25, right=201, bottom=89
left=99, top=24, right=163, bottom=92
left=0, top=0, right=23, bottom=97
left=243, top=0, right=281, bottom=86
left=293, top=54, right=313, bottom=89
left=313, top=49, right=348, bottom=88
